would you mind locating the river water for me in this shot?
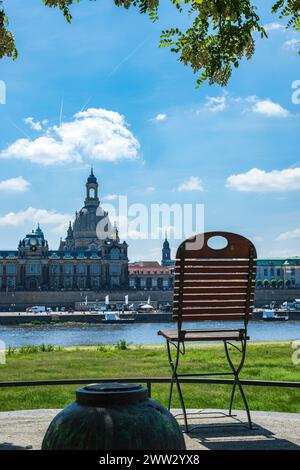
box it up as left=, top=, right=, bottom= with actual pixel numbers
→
left=0, top=321, right=300, bottom=348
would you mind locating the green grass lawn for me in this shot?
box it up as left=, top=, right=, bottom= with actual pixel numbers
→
left=0, top=342, right=299, bottom=413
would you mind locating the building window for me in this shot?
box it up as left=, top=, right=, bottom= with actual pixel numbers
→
left=51, top=277, right=59, bottom=289
left=129, top=278, right=135, bottom=287
left=291, top=268, right=296, bottom=276
left=111, top=264, right=120, bottom=275
left=77, top=277, right=86, bottom=289
left=0, top=265, right=3, bottom=275
left=276, top=269, right=281, bottom=277
left=270, top=268, right=274, bottom=277
left=64, top=277, right=73, bottom=288
left=110, top=248, right=120, bottom=260
left=111, top=276, right=120, bottom=287
left=50, top=264, right=60, bottom=274
left=26, top=264, right=41, bottom=275
left=140, top=278, right=146, bottom=288
left=77, top=264, right=86, bottom=275
left=152, top=278, right=158, bottom=288
left=7, top=277, right=16, bottom=288
left=90, top=264, right=100, bottom=275
left=6, top=264, right=16, bottom=275
left=163, top=278, right=169, bottom=288
left=91, top=277, right=99, bottom=289
left=264, top=269, right=268, bottom=277
left=64, top=264, right=73, bottom=275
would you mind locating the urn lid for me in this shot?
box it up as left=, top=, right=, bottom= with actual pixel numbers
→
left=76, top=382, right=148, bottom=406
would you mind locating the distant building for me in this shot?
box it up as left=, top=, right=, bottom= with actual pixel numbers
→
left=256, top=258, right=300, bottom=288
left=129, top=235, right=175, bottom=290
left=129, top=254, right=300, bottom=291
left=129, top=262, right=174, bottom=290
left=0, top=169, right=129, bottom=291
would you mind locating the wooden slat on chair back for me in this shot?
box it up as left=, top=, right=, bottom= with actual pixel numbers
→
left=173, top=232, right=257, bottom=322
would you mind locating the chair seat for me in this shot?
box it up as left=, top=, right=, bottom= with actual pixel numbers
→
left=158, top=328, right=248, bottom=342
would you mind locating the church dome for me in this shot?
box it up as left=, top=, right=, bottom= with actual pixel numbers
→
left=19, top=225, right=48, bottom=253
left=23, top=231, right=43, bottom=248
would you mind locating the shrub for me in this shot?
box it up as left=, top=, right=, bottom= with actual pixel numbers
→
left=39, top=343, right=56, bottom=352
left=96, top=345, right=109, bottom=352
left=7, top=345, right=16, bottom=356
left=17, top=343, right=60, bottom=354
left=19, top=344, right=39, bottom=354
left=270, top=279, right=277, bottom=288
left=115, top=339, right=130, bottom=351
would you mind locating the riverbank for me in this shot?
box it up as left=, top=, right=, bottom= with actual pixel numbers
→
left=0, top=311, right=173, bottom=325
left=1, top=288, right=300, bottom=310
left=1, top=310, right=299, bottom=326
left=0, top=342, right=299, bottom=413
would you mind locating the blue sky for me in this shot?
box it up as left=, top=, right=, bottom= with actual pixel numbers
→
left=0, top=0, right=300, bottom=261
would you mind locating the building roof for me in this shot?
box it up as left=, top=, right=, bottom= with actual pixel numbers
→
left=129, top=261, right=161, bottom=267
left=129, top=264, right=173, bottom=275
left=257, top=257, right=300, bottom=266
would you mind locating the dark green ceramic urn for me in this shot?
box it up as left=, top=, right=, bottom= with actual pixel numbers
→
left=42, top=383, right=186, bottom=450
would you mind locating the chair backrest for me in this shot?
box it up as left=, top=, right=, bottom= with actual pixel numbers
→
left=173, top=232, right=257, bottom=324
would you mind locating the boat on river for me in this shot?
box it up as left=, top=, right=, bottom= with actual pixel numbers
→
left=262, top=309, right=289, bottom=321
left=103, top=312, right=135, bottom=324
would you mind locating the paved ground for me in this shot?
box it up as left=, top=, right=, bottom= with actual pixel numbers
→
left=0, top=408, right=299, bottom=450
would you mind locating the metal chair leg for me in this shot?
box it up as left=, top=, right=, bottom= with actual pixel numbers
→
left=166, top=340, right=174, bottom=410
left=224, top=339, right=252, bottom=429
left=228, top=378, right=237, bottom=416
left=168, top=378, right=174, bottom=410
left=236, top=376, right=253, bottom=429
left=166, top=340, right=189, bottom=432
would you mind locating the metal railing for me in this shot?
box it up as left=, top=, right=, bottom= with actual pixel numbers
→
left=0, top=377, right=299, bottom=398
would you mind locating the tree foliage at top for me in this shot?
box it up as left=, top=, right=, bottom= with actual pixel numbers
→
left=0, top=0, right=299, bottom=87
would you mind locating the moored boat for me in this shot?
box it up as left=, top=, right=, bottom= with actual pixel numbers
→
left=262, top=309, right=289, bottom=321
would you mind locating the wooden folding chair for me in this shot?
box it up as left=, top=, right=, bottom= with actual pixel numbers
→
left=158, top=231, right=257, bottom=432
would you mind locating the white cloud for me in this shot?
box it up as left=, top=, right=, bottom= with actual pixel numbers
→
left=153, top=113, right=167, bottom=122
left=204, top=95, right=226, bottom=112
left=253, top=236, right=264, bottom=243
left=283, top=39, right=299, bottom=50
left=251, top=99, right=289, bottom=118
left=0, top=176, right=31, bottom=192
left=1, top=108, right=140, bottom=166
left=0, top=207, right=71, bottom=237
left=103, top=194, right=118, bottom=201
left=264, top=22, right=285, bottom=32
left=226, top=167, right=300, bottom=192
left=178, top=176, right=204, bottom=192
left=24, top=117, right=48, bottom=131
left=146, top=186, right=155, bottom=192
left=277, top=228, right=300, bottom=241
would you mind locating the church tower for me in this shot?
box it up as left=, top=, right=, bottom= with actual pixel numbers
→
left=85, top=167, right=99, bottom=207
left=161, top=234, right=171, bottom=266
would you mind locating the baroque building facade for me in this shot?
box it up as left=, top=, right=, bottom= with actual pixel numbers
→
left=256, top=258, right=300, bottom=288
left=0, top=170, right=128, bottom=291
